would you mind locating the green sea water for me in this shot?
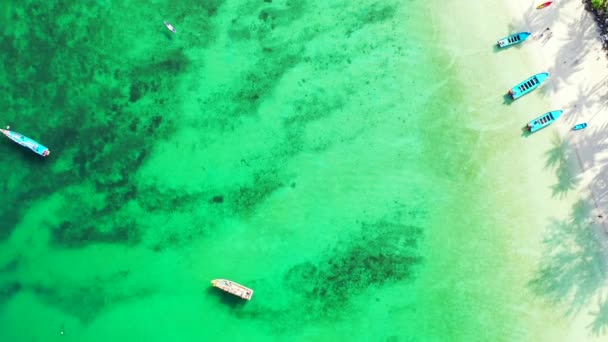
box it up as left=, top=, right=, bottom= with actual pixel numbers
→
left=0, top=0, right=606, bottom=341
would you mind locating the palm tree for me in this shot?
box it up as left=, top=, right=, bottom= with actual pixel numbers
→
left=591, top=0, right=608, bottom=10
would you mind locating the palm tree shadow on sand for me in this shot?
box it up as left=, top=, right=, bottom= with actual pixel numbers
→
left=543, top=131, right=579, bottom=198
left=589, top=295, right=608, bottom=335
left=520, top=4, right=561, bottom=35
left=551, top=10, right=595, bottom=89
left=562, top=76, right=608, bottom=126
left=529, top=198, right=608, bottom=336
left=568, top=121, right=608, bottom=173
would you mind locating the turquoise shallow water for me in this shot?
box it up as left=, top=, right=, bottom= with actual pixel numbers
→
left=0, top=0, right=606, bottom=341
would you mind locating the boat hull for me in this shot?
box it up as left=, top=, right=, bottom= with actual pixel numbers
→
left=164, top=21, right=176, bottom=33
left=537, top=1, right=553, bottom=9
left=572, top=123, right=588, bottom=131
left=211, top=279, right=253, bottom=300
left=508, top=72, right=549, bottom=100
left=0, top=129, right=50, bottom=156
left=497, top=32, right=531, bottom=48
left=527, top=110, right=563, bottom=133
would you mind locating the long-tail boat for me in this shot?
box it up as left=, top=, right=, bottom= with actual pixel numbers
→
left=0, top=126, right=50, bottom=157
left=508, top=72, right=549, bottom=100
left=527, top=110, right=563, bottom=133
left=497, top=32, right=531, bottom=48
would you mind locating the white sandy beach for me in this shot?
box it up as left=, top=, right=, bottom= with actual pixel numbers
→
left=504, top=0, right=608, bottom=339
left=430, top=0, right=608, bottom=339
left=505, top=0, right=608, bottom=220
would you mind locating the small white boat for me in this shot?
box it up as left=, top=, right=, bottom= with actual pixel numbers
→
left=211, top=279, right=253, bottom=300
left=164, top=21, right=176, bottom=33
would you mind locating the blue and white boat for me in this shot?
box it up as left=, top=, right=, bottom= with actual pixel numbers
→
left=527, top=110, right=563, bottom=133
left=508, top=72, right=549, bottom=100
left=497, top=32, right=531, bottom=48
left=0, top=127, right=50, bottom=157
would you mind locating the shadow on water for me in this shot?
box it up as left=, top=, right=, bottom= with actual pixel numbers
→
left=0, top=139, right=51, bottom=165
left=206, top=286, right=249, bottom=309
left=543, top=132, right=579, bottom=198
left=520, top=125, right=532, bottom=138
left=492, top=43, right=526, bottom=53
left=0, top=139, right=54, bottom=239
left=163, top=30, right=175, bottom=41
left=502, top=93, right=514, bottom=106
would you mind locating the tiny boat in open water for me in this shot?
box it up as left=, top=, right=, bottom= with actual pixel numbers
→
left=497, top=32, right=531, bottom=48
left=164, top=21, right=176, bottom=33
left=527, top=110, right=563, bottom=133
left=537, top=1, right=553, bottom=9
left=0, top=126, right=50, bottom=157
left=572, top=123, right=588, bottom=131
left=211, top=279, right=253, bottom=300
left=508, top=72, right=549, bottom=100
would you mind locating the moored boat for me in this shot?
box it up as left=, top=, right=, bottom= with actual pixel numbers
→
left=0, top=126, right=50, bottom=157
left=211, top=279, right=253, bottom=300
left=537, top=1, right=553, bottom=9
left=164, top=21, right=176, bottom=33
left=527, top=110, right=563, bottom=133
left=508, top=72, right=549, bottom=100
left=572, top=123, right=588, bottom=131
left=497, top=32, right=531, bottom=48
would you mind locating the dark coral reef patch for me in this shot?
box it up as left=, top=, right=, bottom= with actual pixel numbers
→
left=282, top=219, right=423, bottom=316
left=31, top=270, right=150, bottom=323
left=235, top=208, right=424, bottom=330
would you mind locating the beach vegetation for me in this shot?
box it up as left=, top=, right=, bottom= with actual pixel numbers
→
left=592, top=0, right=608, bottom=10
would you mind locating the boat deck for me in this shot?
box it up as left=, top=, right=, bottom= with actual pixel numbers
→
left=211, top=279, right=253, bottom=300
